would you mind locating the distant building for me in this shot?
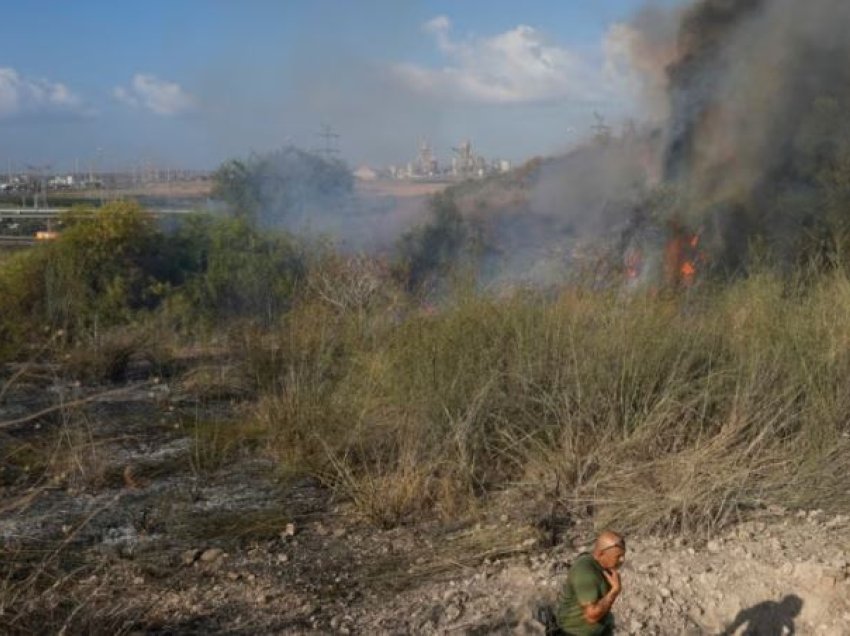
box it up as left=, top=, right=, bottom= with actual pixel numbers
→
left=386, top=138, right=512, bottom=181
left=48, top=175, right=76, bottom=189
left=353, top=165, right=378, bottom=181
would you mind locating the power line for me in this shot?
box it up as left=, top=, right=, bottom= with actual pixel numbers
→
left=315, top=124, right=340, bottom=158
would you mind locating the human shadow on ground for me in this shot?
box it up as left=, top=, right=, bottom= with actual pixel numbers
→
left=719, top=594, right=803, bottom=635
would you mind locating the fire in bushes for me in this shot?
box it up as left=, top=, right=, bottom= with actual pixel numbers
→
left=623, top=221, right=705, bottom=289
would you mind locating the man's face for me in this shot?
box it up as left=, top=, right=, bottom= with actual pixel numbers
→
left=598, top=545, right=626, bottom=570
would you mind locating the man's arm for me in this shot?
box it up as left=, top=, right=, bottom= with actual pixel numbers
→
left=580, top=569, right=621, bottom=624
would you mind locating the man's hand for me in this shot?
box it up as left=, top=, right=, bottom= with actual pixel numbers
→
left=602, top=568, right=622, bottom=594
left=581, top=569, right=623, bottom=624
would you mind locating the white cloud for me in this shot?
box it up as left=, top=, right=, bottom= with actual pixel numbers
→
left=393, top=16, right=619, bottom=104
left=113, top=73, right=196, bottom=116
left=0, top=67, right=87, bottom=119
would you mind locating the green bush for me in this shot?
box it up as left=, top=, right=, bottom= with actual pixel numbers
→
left=167, top=215, right=305, bottom=326
left=0, top=203, right=307, bottom=359
left=0, top=201, right=171, bottom=357
left=396, top=191, right=477, bottom=292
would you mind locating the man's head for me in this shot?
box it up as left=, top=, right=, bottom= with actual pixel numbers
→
left=592, top=530, right=626, bottom=570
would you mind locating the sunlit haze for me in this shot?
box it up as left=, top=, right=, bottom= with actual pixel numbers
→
left=1, top=0, right=685, bottom=172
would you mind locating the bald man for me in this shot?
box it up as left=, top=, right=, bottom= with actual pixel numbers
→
left=555, top=531, right=626, bottom=636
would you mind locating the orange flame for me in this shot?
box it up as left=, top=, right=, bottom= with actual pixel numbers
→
left=624, top=247, right=642, bottom=280
left=665, top=223, right=702, bottom=287
left=680, top=260, right=696, bottom=282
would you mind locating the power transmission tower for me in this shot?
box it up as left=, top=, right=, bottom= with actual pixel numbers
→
left=315, top=124, right=340, bottom=159
left=591, top=111, right=612, bottom=146
left=25, top=163, right=52, bottom=208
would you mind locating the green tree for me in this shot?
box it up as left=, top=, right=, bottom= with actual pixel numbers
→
left=397, top=191, right=470, bottom=290
left=173, top=216, right=305, bottom=324
left=211, top=146, right=353, bottom=226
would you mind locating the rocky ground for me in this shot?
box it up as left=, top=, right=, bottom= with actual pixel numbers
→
left=2, top=379, right=849, bottom=635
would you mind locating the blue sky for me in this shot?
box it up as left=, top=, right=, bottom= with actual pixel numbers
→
left=0, top=1, right=686, bottom=172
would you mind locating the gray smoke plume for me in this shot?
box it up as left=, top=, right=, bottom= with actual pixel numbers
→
left=659, top=0, right=850, bottom=267
left=211, top=146, right=430, bottom=253
left=479, top=0, right=850, bottom=284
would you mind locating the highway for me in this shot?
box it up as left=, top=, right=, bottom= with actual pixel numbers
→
left=0, top=207, right=201, bottom=246
left=0, top=207, right=196, bottom=220
left=0, top=236, right=36, bottom=247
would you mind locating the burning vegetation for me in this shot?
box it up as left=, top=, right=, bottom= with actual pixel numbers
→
left=407, top=0, right=850, bottom=292
left=658, top=0, right=850, bottom=272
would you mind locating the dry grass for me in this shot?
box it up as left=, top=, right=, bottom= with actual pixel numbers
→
left=63, top=326, right=173, bottom=384
left=244, top=265, right=850, bottom=534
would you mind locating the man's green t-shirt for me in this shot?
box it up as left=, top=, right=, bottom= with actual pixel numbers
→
left=556, top=553, right=615, bottom=636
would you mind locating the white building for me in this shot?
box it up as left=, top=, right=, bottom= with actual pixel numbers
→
left=353, top=165, right=378, bottom=181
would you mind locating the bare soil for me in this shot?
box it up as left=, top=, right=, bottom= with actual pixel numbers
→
left=355, top=180, right=450, bottom=199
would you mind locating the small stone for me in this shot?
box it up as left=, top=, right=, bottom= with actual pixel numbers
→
left=277, top=553, right=289, bottom=564
left=707, top=540, right=722, bottom=553
left=282, top=523, right=296, bottom=538
left=659, top=587, right=672, bottom=599
left=444, top=603, right=463, bottom=623
left=200, top=548, right=224, bottom=562
left=227, top=571, right=240, bottom=580
left=819, top=575, right=838, bottom=588
left=688, top=606, right=704, bottom=620
left=182, top=549, right=201, bottom=566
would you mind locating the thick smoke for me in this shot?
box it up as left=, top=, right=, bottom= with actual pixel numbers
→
left=660, top=0, right=850, bottom=266
left=493, top=0, right=850, bottom=283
